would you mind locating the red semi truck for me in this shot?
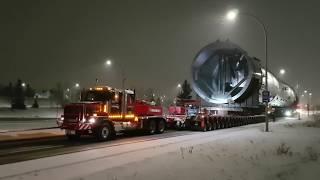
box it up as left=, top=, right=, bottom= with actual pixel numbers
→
left=57, top=86, right=166, bottom=141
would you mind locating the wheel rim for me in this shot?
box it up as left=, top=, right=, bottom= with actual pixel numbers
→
left=101, top=127, right=109, bottom=139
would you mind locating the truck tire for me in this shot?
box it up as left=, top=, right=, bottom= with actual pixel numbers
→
left=156, top=119, right=166, bottom=134
left=95, top=123, right=112, bottom=141
left=147, top=119, right=157, bottom=135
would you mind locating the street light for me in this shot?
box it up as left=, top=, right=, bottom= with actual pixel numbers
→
left=105, top=59, right=127, bottom=114
left=304, top=90, right=308, bottom=94
left=226, top=9, right=269, bottom=131
left=104, top=59, right=126, bottom=89
left=177, top=84, right=182, bottom=88
left=308, top=92, right=312, bottom=116
left=21, top=82, right=26, bottom=87
left=279, top=69, right=285, bottom=75
left=105, top=59, right=112, bottom=66
left=226, top=9, right=238, bottom=21
left=75, top=83, right=80, bottom=88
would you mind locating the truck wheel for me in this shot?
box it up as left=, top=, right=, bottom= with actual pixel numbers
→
left=156, top=119, right=166, bottom=134
left=96, top=124, right=112, bottom=141
left=217, top=121, right=221, bottom=129
left=221, top=122, right=224, bottom=128
left=147, top=120, right=157, bottom=134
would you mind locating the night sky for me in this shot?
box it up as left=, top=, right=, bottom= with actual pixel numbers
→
left=1, top=0, right=319, bottom=103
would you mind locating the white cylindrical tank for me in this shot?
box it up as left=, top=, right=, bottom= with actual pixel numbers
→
left=261, top=69, right=297, bottom=107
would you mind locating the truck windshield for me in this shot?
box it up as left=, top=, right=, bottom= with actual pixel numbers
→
left=81, top=90, right=112, bottom=102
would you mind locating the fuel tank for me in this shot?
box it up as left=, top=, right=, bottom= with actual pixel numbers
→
left=191, top=40, right=297, bottom=107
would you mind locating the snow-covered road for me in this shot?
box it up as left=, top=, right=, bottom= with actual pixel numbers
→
left=0, top=116, right=319, bottom=180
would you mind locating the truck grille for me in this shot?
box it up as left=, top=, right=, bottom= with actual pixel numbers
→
left=64, top=105, right=83, bottom=123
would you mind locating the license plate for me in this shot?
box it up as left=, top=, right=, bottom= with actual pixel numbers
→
left=66, top=130, right=76, bottom=135
left=195, top=122, right=198, bottom=126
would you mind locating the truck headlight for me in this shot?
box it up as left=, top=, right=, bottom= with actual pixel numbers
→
left=88, top=117, right=96, bottom=124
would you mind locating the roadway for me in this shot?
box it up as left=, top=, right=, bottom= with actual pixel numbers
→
left=0, top=130, right=196, bottom=165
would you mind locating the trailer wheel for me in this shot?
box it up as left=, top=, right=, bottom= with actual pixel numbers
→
left=220, top=121, right=225, bottom=129
left=207, top=122, right=213, bottom=131
left=96, top=123, right=112, bottom=141
left=156, top=119, right=166, bottom=134
left=212, top=122, right=218, bottom=130
left=147, top=120, right=157, bottom=134
left=226, top=121, right=231, bottom=128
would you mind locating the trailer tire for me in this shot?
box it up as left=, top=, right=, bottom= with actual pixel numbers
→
left=156, top=119, right=166, bottom=134
left=207, top=122, right=213, bottom=131
left=95, top=123, right=112, bottom=141
left=212, top=121, right=218, bottom=130
left=220, top=121, right=225, bottom=129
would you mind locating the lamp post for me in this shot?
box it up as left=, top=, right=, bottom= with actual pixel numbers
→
left=226, top=9, right=269, bottom=131
left=105, top=59, right=127, bottom=115
left=308, top=92, right=312, bottom=117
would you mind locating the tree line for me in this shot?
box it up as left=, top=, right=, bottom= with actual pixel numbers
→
left=0, top=79, right=70, bottom=109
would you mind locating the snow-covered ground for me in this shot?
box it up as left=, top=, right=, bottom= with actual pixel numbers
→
left=0, top=108, right=62, bottom=131
left=0, top=108, right=62, bottom=119
left=0, top=119, right=57, bottom=132
left=0, top=115, right=319, bottom=180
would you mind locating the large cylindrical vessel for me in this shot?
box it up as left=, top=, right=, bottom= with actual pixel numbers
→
left=191, top=40, right=297, bottom=108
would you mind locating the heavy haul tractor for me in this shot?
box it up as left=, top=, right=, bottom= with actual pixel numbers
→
left=166, top=99, right=200, bottom=129
left=57, top=86, right=166, bottom=141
